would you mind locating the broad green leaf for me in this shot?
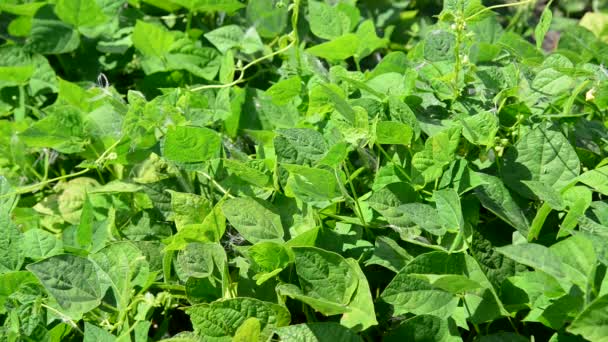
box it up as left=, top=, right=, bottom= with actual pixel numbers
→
left=355, top=20, right=387, bottom=60
left=248, top=241, right=291, bottom=271
left=90, top=242, right=150, bottom=311
left=274, top=128, right=328, bottom=166
left=340, top=259, right=377, bottom=331
left=222, top=197, right=284, bottom=243
left=424, top=30, right=456, bottom=62
left=292, top=247, right=358, bottom=307
left=496, top=244, right=565, bottom=284
left=132, top=20, right=174, bottom=58
left=375, top=121, right=413, bottom=145
left=412, top=126, right=461, bottom=184
left=364, top=236, right=412, bottom=273
left=0, top=179, right=24, bottom=275
left=0, top=271, right=40, bottom=315
left=434, top=188, right=464, bottom=232
left=549, top=235, right=597, bottom=290
left=246, top=0, right=288, bottom=38
left=277, top=283, right=349, bottom=315
left=168, top=190, right=213, bottom=230
left=233, top=318, right=261, bottom=342
left=460, top=111, right=499, bottom=146
left=22, top=229, right=63, bottom=261
left=474, top=173, right=529, bottom=235
left=175, top=242, right=225, bottom=280
left=0, top=2, right=45, bottom=16
left=25, top=6, right=80, bottom=54
left=163, top=126, right=221, bottom=163
left=522, top=180, right=564, bottom=210
left=384, top=315, right=461, bottom=342
left=186, top=298, right=290, bottom=341
left=577, top=165, right=608, bottom=196
left=0, top=65, right=34, bottom=88
left=568, top=294, right=608, bottom=342
left=266, top=76, right=302, bottom=106
left=83, top=322, right=117, bottom=342
left=381, top=273, right=458, bottom=318
left=308, top=1, right=351, bottom=40
left=282, top=164, right=341, bottom=205
left=388, top=96, right=421, bottom=139
left=204, top=25, right=264, bottom=54
left=27, top=254, right=108, bottom=315
left=306, top=33, right=360, bottom=61
left=54, top=0, right=106, bottom=28
left=404, top=251, right=467, bottom=276
left=274, top=323, right=363, bottom=342
left=20, top=106, right=87, bottom=153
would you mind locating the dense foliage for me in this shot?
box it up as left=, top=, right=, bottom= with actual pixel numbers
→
left=2, top=0, right=608, bottom=341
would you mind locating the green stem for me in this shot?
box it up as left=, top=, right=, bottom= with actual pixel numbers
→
left=465, top=0, right=535, bottom=22
left=343, top=163, right=366, bottom=226
left=291, top=0, right=302, bottom=70
left=186, top=11, right=193, bottom=32
left=190, top=40, right=295, bottom=92
left=15, top=85, right=26, bottom=121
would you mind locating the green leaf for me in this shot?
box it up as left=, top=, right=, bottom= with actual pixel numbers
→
left=434, top=188, right=464, bottom=232
left=132, top=20, right=174, bottom=58
left=168, top=190, right=213, bottom=230
left=375, top=121, right=413, bottom=145
left=20, top=106, right=87, bottom=153
left=496, top=244, right=565, bottom=282
left=175, top=242, right=225, bottom=280
left=535, top=4, right=553, bottom=49
left=186, top=298, right=290, bottom=341
left=502, top=124, right=580, bottom=198
left=568, top=294, right=608, bottom=342
left=0, top=65, right=34, bottom=88
left=306, top=34, right=360, bottom=61
left=292, top=246, right=358, bottom=307
left=163, top=126, right=221, bottom=163
left=364, top=236, right=412, bottom=273
left=204, top=25, right=264, bottom=54
left=246, top=0, right=288, bottom=38
left=412, top=126, right=461, bottom=185
left=248, top=241, right=291, bottom=284
left=282, top=164, right=341, bottom=205
left=522, top=180, right=565, bottom=210
left=21, top=229, right=63, bottom=261
left=233, top=317, right=261, bottom=342
left=222, top=197, right=284, bottom=243
left=274, top=323, right=363, bottom=342
left=54, top=0, right=106, bottom=28
left=424, top=30, right=456, bottom=62
left=26, top=254, right=108, bottom=315
left=266, top=76, right=302, bottom=106
left=274, top=128, right=328, bottom=166
left=90, top=242, right=150, bottom=311
left=340, top=259, right=377, bottom=331
left=384, top=315, right=461, bottom=342
left=25, top=5, right=80, bottom=54
left=0, top=179, right=24, bottom=275
left=308, top=1, right=351, bottom=40
left=83, top=322, right=117, bottom=342
left=381, top=273, right=458, bottom=318
left=577, top=165, right=608, bottom=196
left=474, top=173, right=529, bottom=235
left=460, top=111, right=499, bottom=146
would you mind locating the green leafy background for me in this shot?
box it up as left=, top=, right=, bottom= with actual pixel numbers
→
left=2, top=0, right=608, bottom=341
